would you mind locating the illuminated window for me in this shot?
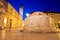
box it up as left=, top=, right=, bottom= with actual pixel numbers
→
left=11, top=8, right=13, bottom=14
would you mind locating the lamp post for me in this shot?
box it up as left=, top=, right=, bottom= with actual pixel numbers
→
left=58, top=21, right=60, bottom=28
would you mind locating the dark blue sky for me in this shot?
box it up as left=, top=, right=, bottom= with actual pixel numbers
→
left=6, top=0, right=60, bottom=19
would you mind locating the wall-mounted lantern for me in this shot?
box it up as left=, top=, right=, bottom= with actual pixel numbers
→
left=4, top=17, right=7, bottom=24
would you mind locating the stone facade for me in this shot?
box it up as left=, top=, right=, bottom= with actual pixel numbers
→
left=23, top=12, right=58, bottom=40
left=0, top=0, right=7, bottom=27
left=0, top=0, right=23, bottom=29
left=24, top=12, right=55, bottom=32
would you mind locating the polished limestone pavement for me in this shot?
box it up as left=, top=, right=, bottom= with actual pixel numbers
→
left=0, top=28, right=60, bottom=40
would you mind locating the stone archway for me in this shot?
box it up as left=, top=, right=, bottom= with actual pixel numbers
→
left=9, top=19, right=12, bottom=29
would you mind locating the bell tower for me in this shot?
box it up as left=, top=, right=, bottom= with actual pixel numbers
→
left=19, top=5, right=23, bottom=19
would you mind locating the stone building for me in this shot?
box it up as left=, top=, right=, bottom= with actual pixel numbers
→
left=24, top=12, right=55, bottom=32
left=46, top=12, right=60, bottom=27
left=0, top=0, right=8, bottom=29
left=28, top=12, right=60, bottom=28
left=0, top=0, right=23, bottom=29
left=23, top=11, right=60, bottom=33
left=7, top=3, right=23, bottom=28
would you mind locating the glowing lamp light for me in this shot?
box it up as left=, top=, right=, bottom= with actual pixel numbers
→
left=4, top=18, right=7, bottom=24
left=59, top=21, right=60, bottom=23
left=22, top=23, right=24, bottom=27
left=26, top=13, right=29, bottom=17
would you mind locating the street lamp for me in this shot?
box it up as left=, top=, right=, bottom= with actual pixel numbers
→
left=59, top=21, right=60, bottom=23
left=26, top=13, right=29, bottom=17
left=57, top=21, right=60, bottom=28
left=4, top=17, right=7, bottom=24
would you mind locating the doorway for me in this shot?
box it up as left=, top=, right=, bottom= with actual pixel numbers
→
left=9, top=19, right=12, bottom=29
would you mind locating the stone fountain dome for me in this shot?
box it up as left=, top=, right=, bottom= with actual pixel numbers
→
left=24, top=12, right=55, bottom=32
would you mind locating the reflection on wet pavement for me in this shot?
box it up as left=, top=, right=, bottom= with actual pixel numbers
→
left=2, top=30, right=6, bottom=40
left=1, top=29, right=23, bottom=40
